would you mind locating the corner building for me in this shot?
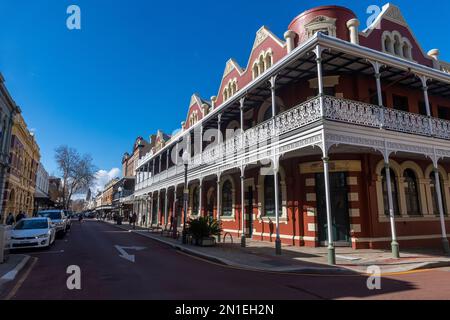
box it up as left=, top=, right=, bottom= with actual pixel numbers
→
left=133, top=4, right=450, bottom=253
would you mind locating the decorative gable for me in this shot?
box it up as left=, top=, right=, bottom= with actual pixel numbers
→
left=154, top=130, right=170, bottom=152
left=382, top=4, right=407, bottom=26
left=253, top=27, right=270, bottom=50
left=252, top=26, right=284, bottom=50
left=185, top=94, right=210, bottom=129
left=361, top=3, right=433, bottom=66
left=223, top=59, right=244, bottom=78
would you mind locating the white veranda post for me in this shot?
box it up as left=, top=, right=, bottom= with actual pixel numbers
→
left=322, top=156, right=336, bottom=265
left=433, top=157, right=450, bottom=255
left=384, top=157, right=400, bottom=258
left=216, top=174, right=221, bottom=243
left=315, top=44, right=336, bottom=265
left=164, top=190, right=168, bottom=227
left=270, top=75, right=282, bottom=255
left=240, top=97, right=246, bottom=248
left=199, top=179, right=203, bottom=218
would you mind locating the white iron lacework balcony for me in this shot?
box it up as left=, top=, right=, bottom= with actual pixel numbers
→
left=323, top=96, right=450, bottom=139
left=136, top=95, right=450, bottom=191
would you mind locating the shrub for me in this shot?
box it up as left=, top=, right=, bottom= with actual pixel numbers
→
left=186, top=217, right=222, bottom=242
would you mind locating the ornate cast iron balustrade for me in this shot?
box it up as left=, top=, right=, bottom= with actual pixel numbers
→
left=323, top=96, right=450, bottom=139
left=137, top=95, right=450, bottom=192
left=433, top=118, right=450, bottom=140
left=136, top=97, right=323, bottom=191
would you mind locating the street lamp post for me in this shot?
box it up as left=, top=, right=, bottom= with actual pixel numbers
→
left=118, top=186, right=123, bottom=221
left=182, top=151, right=189, bottom=244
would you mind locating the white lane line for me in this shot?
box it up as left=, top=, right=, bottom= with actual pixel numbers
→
left=0, top=256, right=31, bottom=282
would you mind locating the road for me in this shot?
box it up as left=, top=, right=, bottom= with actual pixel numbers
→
left=3, top=220, right=450, bottom=300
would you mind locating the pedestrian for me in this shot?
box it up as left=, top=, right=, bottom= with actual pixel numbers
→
left=78, top=213, right=84, bottom=224
left=132, top=212, right=137, bottom=230
left=6, top=212, right=15, bottom=226
left=15, top=211, right=26, bottom=223
left=142, top=214, right=146, bottom=227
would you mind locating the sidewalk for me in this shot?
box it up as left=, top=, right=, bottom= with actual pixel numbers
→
left=0, top=254, right=30, bottom=292
left=103, top=220, right=450, bottom=275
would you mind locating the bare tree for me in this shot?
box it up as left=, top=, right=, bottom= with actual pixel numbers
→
left=55, top=146, right=97, bottom=210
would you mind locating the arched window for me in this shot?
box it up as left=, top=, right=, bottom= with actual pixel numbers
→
left=258, top=55, right=265, bottom=75
left=192, top=186, right=199, bottom=216
left=430, top=172, right=447, bottom=216
left=394, top=35, right=402, bottom=56
left=222, top=180, right=233, bottom=216
left=404, top=169, right=421, bottom=216
left=253, top=64, right=259, bottom=79
left=384, top=36, right=392, bottom=53
left=223, top=88, right=229, bottom=102
left=402, top=43, right=410, bottom=59
left=265, top=53, right=272, bottom=69
left=264, top=174, right=282, bottom=217
left=382, top=168, right=400, bottom=216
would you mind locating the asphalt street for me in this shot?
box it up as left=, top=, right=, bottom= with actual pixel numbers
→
left=3, top=220, right=450, bottom=300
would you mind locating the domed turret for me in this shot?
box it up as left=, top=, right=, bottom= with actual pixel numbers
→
left=288, top=5, right=357, bottom=45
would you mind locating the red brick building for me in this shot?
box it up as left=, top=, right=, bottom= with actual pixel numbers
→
left=133, top=4, right=450, bottom=261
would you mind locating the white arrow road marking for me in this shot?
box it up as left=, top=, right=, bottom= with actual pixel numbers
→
left=115, top=246, right=146, bottom=263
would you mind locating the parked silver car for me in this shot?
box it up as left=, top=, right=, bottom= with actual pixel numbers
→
left=37, top=210, right=70, bottom=237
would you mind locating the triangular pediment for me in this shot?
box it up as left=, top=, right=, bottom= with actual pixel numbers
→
left=189, top=94, right=199, bottom=108
left=252, top=26, right=284, bottom=50
left=222, top=59, right=243, bottom=78
left=382, top=3, right=407, bottom=26
left=362, top=3, right=429, bottom=60
left=364, top=3, right=408, bottom=32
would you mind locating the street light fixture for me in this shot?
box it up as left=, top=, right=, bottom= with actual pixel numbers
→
left=182, top=150, right=190, bottom=244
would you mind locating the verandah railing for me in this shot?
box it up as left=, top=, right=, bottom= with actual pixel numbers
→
left=136, top=95, right=450, bottom=191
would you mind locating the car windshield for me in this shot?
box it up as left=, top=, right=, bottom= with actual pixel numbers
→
left=38, top=211, right=62, bottom=220
left=15, top=220, right=48, bottom=230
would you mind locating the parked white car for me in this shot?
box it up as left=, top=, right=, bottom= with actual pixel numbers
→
left=38, top=210, right=70, bottom=237
left=10, top=218, right=56, bottom=250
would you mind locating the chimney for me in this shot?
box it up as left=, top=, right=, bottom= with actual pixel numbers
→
left=210, top=96, right=217, bottom=109
left=346, top=19, right=360, bottom=45
left=202, top=103, right=209, bottom=116
left=284, top=30, right=296, bottom=53
left=428, top=49, right=440, bottom=60
left=428, top=49, right=441, bottom=69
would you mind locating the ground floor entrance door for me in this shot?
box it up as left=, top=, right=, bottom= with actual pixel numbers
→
left=316, top=172, right=351, bottom=245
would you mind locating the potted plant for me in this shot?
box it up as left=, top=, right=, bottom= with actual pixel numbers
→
left=186, top=217, right=222, bottom=247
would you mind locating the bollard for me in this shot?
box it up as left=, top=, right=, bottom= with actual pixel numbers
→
left=0, top=225, right=12, bottom=264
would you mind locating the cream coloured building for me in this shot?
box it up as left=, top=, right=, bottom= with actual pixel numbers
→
left=2, top=111, right=40, bottom=218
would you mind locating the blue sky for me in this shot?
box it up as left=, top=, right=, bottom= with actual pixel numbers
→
left=1, top=0, right=449, bottom=186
